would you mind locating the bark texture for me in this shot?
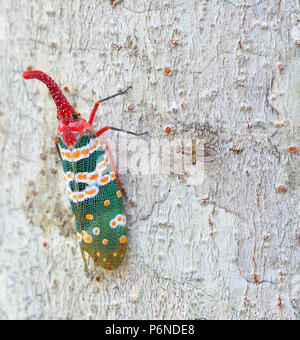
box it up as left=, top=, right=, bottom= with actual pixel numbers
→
left=0, top=0, right=299, bottom=320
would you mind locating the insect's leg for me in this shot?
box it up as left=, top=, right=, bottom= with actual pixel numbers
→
left=96, top=126, right=147, bottom=138
left=80, top=246, right=89, bottom=273
left=100, top=138, right=128, bottom=198
left=88, top=86, right=132, bottom=125
left=55, top=138, right=63, bottom=162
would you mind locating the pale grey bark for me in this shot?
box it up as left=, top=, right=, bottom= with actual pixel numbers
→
left=0, top=0, right=299, bottom=320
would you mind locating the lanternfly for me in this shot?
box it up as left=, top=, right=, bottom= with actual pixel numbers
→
left=23, top=70, right=146, bottom=271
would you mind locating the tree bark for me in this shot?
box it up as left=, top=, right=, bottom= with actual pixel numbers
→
left=0, top=0, right=299, bottom=320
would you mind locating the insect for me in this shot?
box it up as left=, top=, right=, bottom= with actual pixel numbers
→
left=23, top=70, right=146, bottom=271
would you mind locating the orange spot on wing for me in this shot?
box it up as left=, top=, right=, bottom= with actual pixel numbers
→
left=117, top=216, right=122, bottom=222
left=103, top=239, right=108, bottom=245
left=104, top=200, right=111, bottom=207
left=85, top=188, right=97, bottom=195
left=89, top=174, right=99, bottom=181
left=77, top=173, right=87, bottom=180
left=85, top=235, right=92, bottom=243
left=85, top=214, right=93, bottom=220
left=65, top=152, right=71, bottom=159
left=78, top=194, right=85, bottom=199
left=120, top=236, right=127, bottom=244
left=100, top=176, right=110, bottom=184
left=72, top=150, right=81, bottom=159
left=116, top=190, right=122, bottom=198
left=81, top=149, right=90, bottom=155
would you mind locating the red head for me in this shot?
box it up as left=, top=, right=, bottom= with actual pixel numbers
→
left=23, top=70, right=92, bottom=149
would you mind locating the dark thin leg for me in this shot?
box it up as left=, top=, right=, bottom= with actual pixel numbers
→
left=88, top=86, right=132, bottom=125
left=55, top=138, right=63, bottom=162
left=96, top=126, right=147, bottom=138
left=101, top=138, right=128, bottom=198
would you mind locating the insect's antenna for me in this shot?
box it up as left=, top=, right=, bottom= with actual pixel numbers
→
left=23, top=70, right=75, bottom=120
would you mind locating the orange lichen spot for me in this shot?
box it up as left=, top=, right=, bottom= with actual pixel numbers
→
left=72, top=150, right=81, bottom=159
left=104, top=200, right=111, bottom=207
left=100, top=176, right=110, bottom=184
left=89, top=174, right=99, bottom=181
left=43, top=241, right=48, bottom=248
left=165, top=126, right=171, bottom=134
left=85, top=235, right=92, bottom=243
left=95, top=275, right=101, bottom=282
left=85, top=188, right=97, bottom=195
left=77, top=173, right=87, bottom=180
left=111, top=220, right=117, bottom=227
left=116, top=190, right=122, bottom=198
left=277, top=185, right=287, bottom=193
left=164, top=67, right=171, bottom=74
left=103, top=239, right=108, bottom=245
left=113, top=252, right=118, bottom=257
left=119, top=236, right=127, bottom=244
left=96, top=252, right=100, bottom=257
left=85, top=214, right=93, bottom=220
left=288, top=146, right=297, bottom=152
left=81, top=148, right=90, bottom=155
